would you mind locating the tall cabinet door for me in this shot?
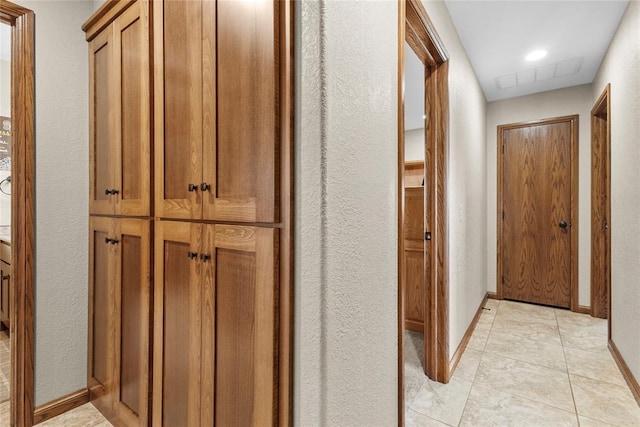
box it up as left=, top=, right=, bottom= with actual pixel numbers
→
left=113, top=2, right=151, bottom=217
left=89, top=29, right=115, bottom=216
left=201, top=225, right=279, bottom=426
left=88, top=217, right=115, bottom=412
left=202, top=0, right=279, bottom=223
left=113, top=219, right=151, bottom=426
left=154, top=0, right=203, bottom=220
left=153, top=221, right=203, bottom=426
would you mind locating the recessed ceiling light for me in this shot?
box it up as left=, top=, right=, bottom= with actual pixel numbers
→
left=526, top=50, right=547, bottom=61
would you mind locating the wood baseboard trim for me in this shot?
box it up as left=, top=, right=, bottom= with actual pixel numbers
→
left=33, top=388, right=90, bottom=425
left=576, top=305, right=591, bottom=315
left=487, top=291, right=499, bottom=300
left=448, top=293, right=489, bottom=380
left=404, top=320, right=424, bottom=334
left=609, top=339, right=640, bottom=407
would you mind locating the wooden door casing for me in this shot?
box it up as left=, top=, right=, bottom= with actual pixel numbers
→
left=113, top=1, right=151, bottom=217
left=591, top=84, right=611, bottom=320
left=154, top=0, right=204, bottom=220
left=498, top=116, right=578, bottom=309
left=89, top=29, right=115, bottom=216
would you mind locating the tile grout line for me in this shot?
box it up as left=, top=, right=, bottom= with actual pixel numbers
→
left=556, top=308, right=581, bottom=426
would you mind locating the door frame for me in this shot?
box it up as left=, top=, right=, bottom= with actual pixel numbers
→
left=0, top=1, right=36, bottom=426
left=496, top=115, right=579, bottom=311
left=590, top=84, right=611, bottom=322
left=398, top=0, right=450, bottom=423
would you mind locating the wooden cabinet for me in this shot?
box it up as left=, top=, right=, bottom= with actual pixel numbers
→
left=154, top=0, right=280, bottom=223
left=0, top=242, right=10, bottom=330
left=88, top=0, right=151, bottom=216
left=404, top=186, right=425, bottom=333
left=89, top=217, right=151, bottom=427
left=153, top=220, right=278, bottom=426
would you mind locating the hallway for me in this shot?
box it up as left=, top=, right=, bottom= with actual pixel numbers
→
left=405, top=299, right=640, bottom=426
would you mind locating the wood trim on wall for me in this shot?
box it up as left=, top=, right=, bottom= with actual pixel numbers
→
left=609, top=340, right=640, bottom=407
left=591, top=84, right=611, bottom=321
left=496, top=115, right=580, bottom=312
left=0, top=1, right=36, bottom=426
left=33, top=389, right=90, bottom=425
left=448, top=293, right=489, bottom=378
left=398, top=0, right=450, bottom=423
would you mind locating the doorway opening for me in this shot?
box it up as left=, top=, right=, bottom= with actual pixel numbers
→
left=590, top=84, right=611, bottom=323
left=496, top=115, right=579, bottom=311
left=0, top=1, right=35, bottom=426
left=398, top=0, right=450, bottom=424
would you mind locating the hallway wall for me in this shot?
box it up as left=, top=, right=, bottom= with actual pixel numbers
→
left=19, top=0, right=93, bottom=406
left=295, top=1, right=399, bottom=425
left=425, top=0, right=488, bottom=358
left=592, top=1, right=640, bottom=384
left=486, top=84, right=594, bottom=308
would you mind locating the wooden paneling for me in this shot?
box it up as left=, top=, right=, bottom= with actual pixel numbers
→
left=113, top=1, right=151, bottom=216
left=214, top=226, right=278, bottom=426
left=501, top=121, right=572, bottom=308
left=88, top=217, right=114, bottom=415
left=0, top=259, right=9, bottom=330
left=404, top=161, right=424, bottom=188
left=404, top=187, right=424, bottom=332
left=154, top=0, right=203, bottom=219
left=89, top=29, right=114, bottom=215
left=113, top=219, right=151, bottom=426
left=203, top=0, right=278, bottom=223
left=153, top=221, right=202, bottom=427
left=591, top=84, right=611, bottom=320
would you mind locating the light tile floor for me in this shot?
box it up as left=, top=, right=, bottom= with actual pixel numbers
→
left=0, top=330, right=9, bottom=405
left=405, top=299, right=640, bottom=426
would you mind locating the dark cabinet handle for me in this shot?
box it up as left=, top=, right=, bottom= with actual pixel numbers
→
left=105, top=189, right=113, bottom=195
left=201, top=182, right=211, bottom=192
left=110, top=239, right=119, bottom=245
left=187, top=251, right=198, bottom=260
left=559, top=221, right=568, bottom=229
left=112, top=189, right=119, bottom=195
left=1, top=274, right=9, bottom=281
left=188, top=184, right=198, bottom=192
left=200, top=254, right=211, bottom=262
left=105, top=237, right=113, bottom=244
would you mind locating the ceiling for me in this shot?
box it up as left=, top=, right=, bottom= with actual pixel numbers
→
left=0, top=24, right=10, bottom=62
left=444, top=0, right=628, bottom=102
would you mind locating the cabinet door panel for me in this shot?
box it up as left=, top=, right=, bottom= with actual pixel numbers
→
left=202, top=1, right=278, bottom=223
left=113, top=218, right=151, bottom=426
left=89, top=217, right=115, bottom=413
left=114, top=2, right=151, bottom=216
left=211, top=226, right=278, bottom=426
left=153, top=221, right=202, bottom=427
left=155, top=0, right=203, bottom=219
left=89, top=30, right=114, bottom=215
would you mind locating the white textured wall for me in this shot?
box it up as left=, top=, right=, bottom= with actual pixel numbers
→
left=405, top=128, right=425, bottom=161
left=425, top=0, right=487, bottom=357
left=486, top=84, right=593, bottom=307
left=295, top=0, right=398, bottom=425
left=19, top=0, right=93, bottom=406
left=592, top=1, right=640, bottom=384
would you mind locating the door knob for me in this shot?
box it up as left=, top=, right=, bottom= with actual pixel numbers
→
left=187, top=251, right=198, bottom=260
left=201, top=182, right=211, bottom=192
left=188, top=183, right=198, bottom=192
left=200, top=254, right=211, bottom=263
left=559, top=221, right=568, bottom=229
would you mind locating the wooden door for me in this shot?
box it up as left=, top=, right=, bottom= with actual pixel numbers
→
left=89, top=29, right=115, bottom=215
left=113, top=218, right=151, bottom=426
left=404, top=187, right=424, bottom=332
left=201, top=0, right=279, bottom=223
left=153, top=221, right=203, bottom=426
left=591, top=86, right=611, bottom=319
left=113, top=2, right=151, bottom=217
left=201, top=225, right=278, bottom=426
left=499, top=117, right=577, bottom=308
left=0, top=260, right=9, bottom=329
left=88, top=217, right=115, bottom=413
left=154, top=0, right=203, bottom=220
